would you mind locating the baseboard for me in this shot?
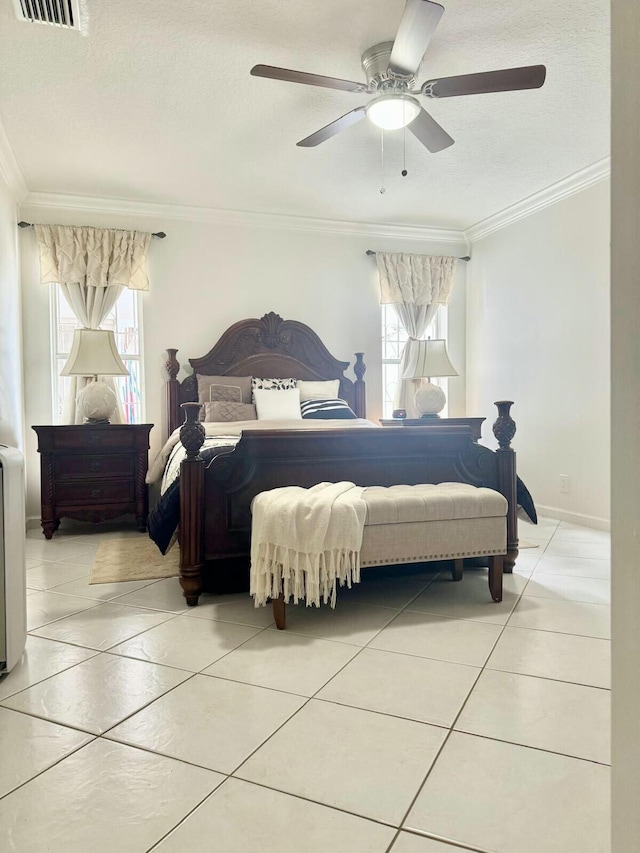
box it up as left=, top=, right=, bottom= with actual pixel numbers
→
left=536, top=504, right=611, bottom=532
left=25, top=516, right=40, bottom=531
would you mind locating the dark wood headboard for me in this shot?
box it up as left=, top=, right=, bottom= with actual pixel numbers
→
left=165, top=312, right=367, bottom=436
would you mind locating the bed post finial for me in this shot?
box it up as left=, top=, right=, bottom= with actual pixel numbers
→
left=493, top=400, right=516, bottom=449
left=166, top=349, right=181, bottom=437
left=179, top=402, right=205, bottom=607
left=493, top=400, right=518, bottom=573
left=354, top=353, right=366, bottom=419
left=166, top=348, right=180, bottom=380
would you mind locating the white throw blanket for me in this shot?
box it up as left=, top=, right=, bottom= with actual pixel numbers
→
left=250, top=482, right=366, bottom=609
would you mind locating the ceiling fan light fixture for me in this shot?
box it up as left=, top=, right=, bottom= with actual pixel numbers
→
left=366, top=93, right=421, bottom=130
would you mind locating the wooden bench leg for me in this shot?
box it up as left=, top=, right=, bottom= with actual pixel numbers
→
left=488, top=555, right=504, bottom=603
left=272, top=594, right=286, bottom=630
left=451, top=558, right=464, bottom=581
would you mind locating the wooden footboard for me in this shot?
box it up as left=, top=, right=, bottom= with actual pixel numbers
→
left=177, top=402, right=519, bottom=604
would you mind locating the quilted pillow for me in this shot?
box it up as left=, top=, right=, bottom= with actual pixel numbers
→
left=197, top=374, right=252, bottom=421
left=208, top=384, right=242, bottom=403
left=203, top=401, right=257, bottom=422
left=300, top=398, right=357, bottom=420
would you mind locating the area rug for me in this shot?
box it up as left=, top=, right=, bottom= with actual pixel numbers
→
left=90, top=537, right=180, bottom=584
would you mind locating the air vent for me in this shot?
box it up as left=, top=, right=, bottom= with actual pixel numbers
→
left=12, top=0, right=81, bottom=30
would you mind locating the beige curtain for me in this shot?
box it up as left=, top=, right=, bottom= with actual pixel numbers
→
left=34, top=224, right=152, bottom=424
left=59, top=283, right=126, bottom=424
left=377, top=253, right=458, bottom=417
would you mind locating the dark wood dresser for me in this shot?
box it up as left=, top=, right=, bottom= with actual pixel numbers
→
left=32, top=424, right=153, bottom=539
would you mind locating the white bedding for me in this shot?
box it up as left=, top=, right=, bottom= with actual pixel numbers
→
left=146, top=418, right=378, bottom=493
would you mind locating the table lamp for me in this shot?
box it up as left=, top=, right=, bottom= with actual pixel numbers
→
left=402, top=338, right=458, bottom=417
left=60, top=329, right=129, bottom=423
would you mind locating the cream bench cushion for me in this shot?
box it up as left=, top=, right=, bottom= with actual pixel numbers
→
left=360, top=483, right=507, bottom=567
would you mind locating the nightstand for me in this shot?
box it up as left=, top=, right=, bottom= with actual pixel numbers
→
left=379, top=417, right=485, bottom=442
left=32, top=424, right=153, bottom=539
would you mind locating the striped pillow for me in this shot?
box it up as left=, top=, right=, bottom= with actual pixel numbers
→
left=300, top=398, right=357, bottom=420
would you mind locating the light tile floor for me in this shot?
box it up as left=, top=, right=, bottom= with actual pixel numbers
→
left=0, top=518, right=610, bottom=852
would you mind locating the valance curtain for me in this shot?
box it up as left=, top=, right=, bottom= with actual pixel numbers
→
left=377, top=252, right=458, bottom=417
left=34, top=224, right=152, bottom=424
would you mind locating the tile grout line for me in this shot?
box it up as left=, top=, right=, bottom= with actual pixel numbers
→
left=385, top=522, right=610, bottom=850
left=14, top=527, right=610, bottom=851
left=384, top=536, right=560, bottom=850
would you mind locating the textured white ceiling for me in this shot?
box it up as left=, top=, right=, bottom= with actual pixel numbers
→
left=0, top=0, right=609, bottom=229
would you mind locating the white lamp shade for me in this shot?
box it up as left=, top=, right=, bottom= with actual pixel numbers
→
left=402, top=339, right=458, bottom=380
left=60, top=329, right=129, bottom=377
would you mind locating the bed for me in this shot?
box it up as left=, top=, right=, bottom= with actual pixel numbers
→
left=153, top=312, right=520, bottom=605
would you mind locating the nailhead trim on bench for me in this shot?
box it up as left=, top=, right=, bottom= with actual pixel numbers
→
left=363, top=547, right=506, bottom=567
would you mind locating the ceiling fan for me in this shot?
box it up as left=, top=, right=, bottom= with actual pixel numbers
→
left=251, top=0, right=546, bottom=152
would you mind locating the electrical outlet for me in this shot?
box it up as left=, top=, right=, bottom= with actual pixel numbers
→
left=560, top=474, right=570, bottom=494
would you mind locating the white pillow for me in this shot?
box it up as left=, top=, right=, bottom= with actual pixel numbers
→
left=297, top=379, right=340, bottom=401
left=254, top=388, right=302, bottom=421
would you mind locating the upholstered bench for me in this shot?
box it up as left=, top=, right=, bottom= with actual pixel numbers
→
left=272, top=482, right=508, bottom=630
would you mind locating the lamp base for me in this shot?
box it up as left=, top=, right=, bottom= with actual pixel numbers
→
left=76, top=380, right=118, bottom=424
left=414, top=381, right=446, bottom=417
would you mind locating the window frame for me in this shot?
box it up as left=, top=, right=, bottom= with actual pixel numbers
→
left=49, top=285, right=146, bottom=425
left=381, top=304, right=449, bottom=419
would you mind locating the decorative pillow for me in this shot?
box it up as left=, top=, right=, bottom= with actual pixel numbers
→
left=251, top=377, right=297, bottom=401
left=197, top=374, right=252, bottom=420
left=300, top=398, right=357, bottom=420
left=254, top=388, right=302, bottom=421
left=203, top=401, right=257, bottom=422
left=208, top=384, right=242, bottom=403
left=297, top=379, right=340, bottom=401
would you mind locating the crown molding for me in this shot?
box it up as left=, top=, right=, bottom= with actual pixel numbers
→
left=464, top=157, right=611, bottom=244
left=22, top=191, right=468, bottom=246
left=21, top=155, right=610, bottom=248
left=0, top=119, right=27, bottom=202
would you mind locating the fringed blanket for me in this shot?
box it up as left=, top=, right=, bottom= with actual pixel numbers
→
left=250, top=482, right=366, bottom=609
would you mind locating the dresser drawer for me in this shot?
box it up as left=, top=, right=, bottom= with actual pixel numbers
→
left=53, top=429, right=138, bottom=451
left=56, top=480, right=135, bottom=506
left=55, top=454, right=135, bottom=480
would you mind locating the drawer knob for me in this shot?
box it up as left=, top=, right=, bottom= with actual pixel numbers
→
left=90, top=461, right=102, bottom=472
left=91, top=489, right=103, bottom=498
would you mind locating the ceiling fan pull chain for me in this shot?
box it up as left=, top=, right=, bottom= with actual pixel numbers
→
left=402, top=124, right=408, bottom=177
left=380, top=129, right=386, bottom=194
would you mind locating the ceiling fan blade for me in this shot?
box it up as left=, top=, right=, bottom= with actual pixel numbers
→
left=251, top=65, right=367, bottom=93
left=422, top=65, right=547, bottom=98
left=297, top=107, right=367, bottom=147
left=389, top=0, right=445, bottom=77
left=408, top=107, right=454, bottom=153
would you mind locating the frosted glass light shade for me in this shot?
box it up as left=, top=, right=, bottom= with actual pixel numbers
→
left=366, top=94, right=421, bottom=130
left=61, top=329, right=129, bottom=377
left=402, top=339, right=458, bottom=380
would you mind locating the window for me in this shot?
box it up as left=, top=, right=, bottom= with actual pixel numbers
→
left=381, top=304, right=447, bottom=419
left=51, top=286, right=144, bottom=424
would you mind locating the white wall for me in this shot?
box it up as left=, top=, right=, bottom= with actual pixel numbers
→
left=19, top=206, right=467, bottom=518
left=0, top=172, right=23, bottom=450
left=611, top=0, right=640, bottom=847
left=466, top=180, right=610, bottom=526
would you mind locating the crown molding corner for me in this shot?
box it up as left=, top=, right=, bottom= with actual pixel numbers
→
left=21, top=191, right=467, bottom=246
left=0, top=120, right=28, bottom=203
left=465, top=156, right=611, bottom=244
